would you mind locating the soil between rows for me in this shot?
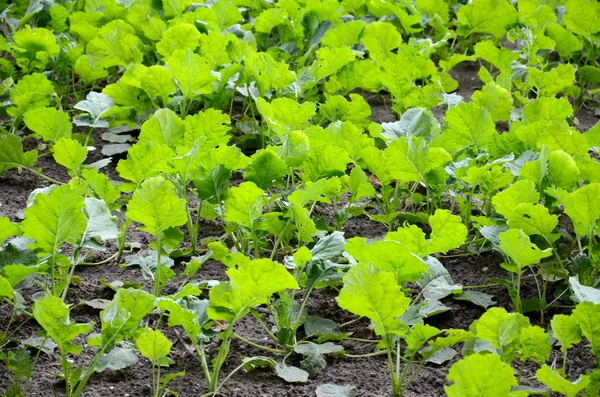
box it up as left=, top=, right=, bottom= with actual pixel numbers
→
left=0, top=63, right=598, bottom=397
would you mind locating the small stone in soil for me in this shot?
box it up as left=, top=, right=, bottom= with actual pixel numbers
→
left=482, top=267, right=489, bottom=272
left=142, top=384, right=152, bottom=395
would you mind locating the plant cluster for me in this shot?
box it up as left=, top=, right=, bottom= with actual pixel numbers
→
left=0, top=0, right=599, bottom=396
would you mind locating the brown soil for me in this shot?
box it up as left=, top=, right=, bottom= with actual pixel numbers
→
left=1, top=65, right=599, bottom=397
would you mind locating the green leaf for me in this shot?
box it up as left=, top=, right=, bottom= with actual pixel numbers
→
left=492, top=180, right=540, bottom=220
left=518, top=325, right=551, bottom=363
left=405, top=324, right=441, bottom=357
left=360, top=21, right=401, bottom=62
left=526, top=64, right=576, bottom=97
left=454, top=291, right=496, bottom=309
left=9, top=73, right=54, bottom=118
left=547, top=150, right=580, bottom=189
left=321, top=20, right=366, bottom=47
left=309, top=46, right=356, bottom=83
left=562, top=0, right=599, bottom=40
left=183, top=109, right=231, bottom=149
left=337, top=262, right=410, bottom=337
left=134, top=327, right=172, bottom=365
left=522, top=97, right=573, bottom=124
left=505, top=203, right=559, bottom=244
left=208, top=258, right=299, bottom=321
left=319, top=94, right=371, bottom=129
left=22, top=185, right=87, bottom=255
left=167, top=49, right=216, bottom=99
left=279, top=131, right=310, bottom=168
left=254, top=8, right=287, bottom=34
left=126, top=176, right=187, bottom=237
left=536, top=365, right=590, bottom=397
left=256, top=97, right=316, bottom=135
left=223, top=182, right=264, bottom=229
left=139, top=108, right=184, bottom=150
left=439, top=102, right=496, bottom=152
left=379, top=108, right=441, bottom=143
left=301, top=140, right=350, bottom=182
left=157, top=297, right=209, bottom=340
left=563, top=183, right=600, bottom=238
left=457, top=0, right=518, bottom=38
left=545, top=23, right=583, bottom=58
left=84, top=198, right=119, bottom=241
left=0, top=276, right=14, bottom=298
left=572, top=302, right=600, bottom=361
left=570, top=277, right=600, bottom=304
left=0, top=134, right=38, bottom=176
left=475, top=307, right=529, bottom=349
left=294, top=342, right=344, bottom=377
left=275, top=363, right=309, bottom=383
left=23, top=107, right=72, bottom=142
left=52, top=138, right=88, bottom=174
left=384, top=136, right=451, bottom=185
left=157, top=24, right=201, bottom=58
left=12, top=27, right=59, bottom=71
left=474, top=40, right=519, bottom=73
left=244, top=150, right=288, bottom=189
left=316, top=384, right=356, bottom=397
left=445, top=353, right=517, bottom=397
left=95, top=346, right=138, bottom=373
left=32, top=294, right=94, bottom=355
left=0, top=217, right=21, bottom=245
left=498, top=229, right=552, bottom=270
left=550, top=314, right=582, bottom=352
left=349, top=166, right=375, bottom=203
left=471, top=83, right=513, bottom=122
left=116, top=141, right=175, bottom=187
left=140, top=65, right=176, bottom=105
left=77, top=168, right=121, bottom=211
left=100, top=288, right=156, bottom=348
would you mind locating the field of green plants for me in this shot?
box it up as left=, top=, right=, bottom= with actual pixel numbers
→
left=0, top=0, right=599, bottom=395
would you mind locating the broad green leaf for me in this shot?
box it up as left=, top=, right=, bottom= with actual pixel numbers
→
left=12, top=27, right=59, bottom=71
left=321, top=21, right=366, bottom=47
left=75, top=55, right=109, bottom=85
left=379, top=108, right=441, bottom=143
left=439, top=102, right=495, bottom=152
left=474, top=40, right=519, bottom=73
left=294, top=342, right=344, bottom=376
left=360, top=21, right=401, bottom=62
left=405, top=324, right=441, bottom=357
left=349, top=166, right=375, bottom=202
left=319, top=94, right=371, bottom=129
left=156, top=23, right=200, bottom=57
left=522, top=97, right=573, bottom=124
left=23, top=107, right=72, bottom=142
left=570, top=277, right=600, bottom=304
left=0, top=276, right=14, bottom=298
left=0, top=217, right=21, bottom=245
left=536, top=365, right=590, bottom=397
left=95, top=347, right=138, bottom=373
left=167, top=49, right=216, bottom=99
left=32, top=294, right=94, bottom=355
left=545, top=23, right=583, bottom=57
left=345, top=238, right=429, bottom=284
left=279, top=131, right=310, bottom=168
left=310, top=46, right=356, bottom=83
left=183, top=109, right=231, bottom=149
left=316, top=384, right=355, bottom=397
left=9, top=73, right=54, bottom=118
left=77, top=168, right=121, bottom=211
left=337, top=262, right=410, bottom=337
left=254, top=8, right=287, bottom=33
left=256, top=97, right=316, bottom=135
left=471, top=83, right=513, bottom=122
left=301, top=140, right=350, bottom=182
left=139, top=108, right=184, bottom=150
left=526, top=64, right=576, bottom=97
left=84, top=198, right=119, bottom=241
left=126, top=176, right=187, bottom=237
left=157, top=297, right=209, bottom=340
left=52, top=138, right=88, bottom=174
left=572, top=302, right=600, bottom=361
left=445, top=353, right=517, bottom=397
left=562, top=0, right=599, bottom=40
left=492, top=180, right=540, bottom=220
left=224, top=182, right=264, bottom=229
left=208, top=258, right=298, bottom=321
left=87, top=20, right=143, bottom=68
left=550, top=314, right=582, bottom=352
left=195, top=164, right=231, bottom=201
left=505, top=203, right=559, bottom=243
left=548, top=150, right=580, bottom=189
left=244, top=150, right=288, bottom=189
left=275, top=363, right=309, bottom=383
left=134, top=327, right=172, bottom=365
left=563, top=183, right=600, bottom=237
left=457, top=0, right=518, bottom=38
left=475, top=307, right=529, bottom=349
left=22, top=185, right=87, bottom=255
left=519, top=325, right=551, bottom=363
left=100, top=288, right=156, bottom=348
left=498, top=229, right=552, bottom=270
left=0, top=134, right=38, bottom=176
left=116, top=141, right=175, bottom=187
left=140, top=65, right=176, bottom=105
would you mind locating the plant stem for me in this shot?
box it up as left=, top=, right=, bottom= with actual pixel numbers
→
left=23, top=167, right=64, bottom=185
left=233, top=333, right=286, bottom=354
left=154, top=235, right=162, bottom=296
left=345, top=350, right=388, bottom=358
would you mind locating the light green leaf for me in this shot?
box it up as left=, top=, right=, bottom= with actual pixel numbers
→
left=384, top=136, right=451, bottom=185
left=278, top=131, right=310, bottom=168
left=208, top=258, right=298, bottom=321
left=475, top=307, right=529, bottom=349
left=167, top=49, right=216, bottom=99
left=337, top=262, right=410, bottom=337
left=563, top=183, right=600, bottom=237
left=445, top=353, right=517, bottom=397
left=294, top=342, right=344, bottom=376
left=492, top=180, right=540, bottom=220
left=52, top=138, right=88, bottom=174
left=23, top=107, right=72, bottom=142
left=183, top=109, right=231, bottom=149
left=256, top=97, right=316, bottom=135
left=33, top=294, right=94, bottom=355
left=139, top=108, right=184, bottom=150
left=526, top=64, right=576, bottom=97
left=116, top=141, right=175, bottom=187
left=440, top=102, right=496, bottom=152
left=224, top=182, right=264, bottom=229
left=244, top=150, right=288, bottom=189
left=405, top=324, right=441, bottom=358
left=562, top=0, right=599, bottom=40
left=22, top=185, right=87, bottom=255
left=349, top=166, right=375, bottom=203
left=536, top=365, right=590, bottom=397
left=505, top=203, right=559, bottom=243
left=321, top=20, right=366, bottom=47
left=156, top=23, right=200, bottom=57
left=548, top=149, right=580, bottom=189
left=471, top=83, right=513, bottom=122
left=519, top=325, right=551, bottom=363
left=0, top=217, right=21, bottom=245
left=572, top=302, right=600, bottom=361
left=134, top=327, right=172, bottom=365
left=9, top=73, right=54, bottom=118
left=95, top=347, right=138, bottom=373
left=254, top=8, right=287, bottom=34
left=100, top=288, right=156, bottom=348
left=522, top=97, right=573, bottom=124
left=126, top=176, right=187, bottom=237
left=550, top=314, right=582, bottom=352
left=0, top=134, right=38, bottom=176
left=360, top=21, right=401, bottom=62
left=498, top=229, right=552, bottom=270
left=457, top=0, right=518, bottom=38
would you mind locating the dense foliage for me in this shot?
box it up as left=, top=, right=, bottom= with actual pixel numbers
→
left=0, top=0, right=599, bottom=396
